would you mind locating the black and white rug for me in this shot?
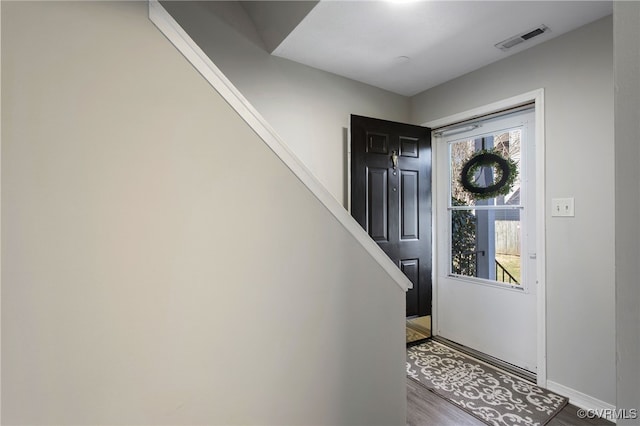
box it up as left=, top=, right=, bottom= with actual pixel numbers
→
left=407, top=340, right=568, bottom=426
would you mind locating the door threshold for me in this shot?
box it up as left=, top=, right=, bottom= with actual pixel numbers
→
left=406, top=337, right=431, bottom=348
left=433, top=336, right=536, bottom=383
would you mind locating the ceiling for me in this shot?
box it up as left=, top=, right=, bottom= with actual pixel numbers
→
left=266, top=1, right=613, bottom=96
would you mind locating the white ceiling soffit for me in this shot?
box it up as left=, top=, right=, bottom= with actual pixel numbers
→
left=240, top=1, right=319, bottom=53
left=272, top=1, right=613, bottom=96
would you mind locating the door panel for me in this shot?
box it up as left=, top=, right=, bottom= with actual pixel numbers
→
left=401, top=170, right=419, bottom=240
left=367, top=132, right=389, bottom=154
left=400, top=137, right=419, bottom=157
left=435, top=110, right=536, bottom=372
left=367, top=167, right=388, bottom=241
left=401, top=259, right=420, bottom=315
left=351, top=115, right=432, bottom=317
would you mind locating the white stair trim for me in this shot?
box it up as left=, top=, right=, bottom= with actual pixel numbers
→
left=147, top=0, right=412, bottom=292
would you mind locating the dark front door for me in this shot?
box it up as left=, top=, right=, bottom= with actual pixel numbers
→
left=351, top=115, right=432, bottom=317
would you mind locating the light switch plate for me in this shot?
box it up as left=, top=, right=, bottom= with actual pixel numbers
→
left=551, top=198, right=574, bottom=217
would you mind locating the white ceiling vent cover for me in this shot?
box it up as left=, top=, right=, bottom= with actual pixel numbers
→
left=495, top=25, right=550, bottom=51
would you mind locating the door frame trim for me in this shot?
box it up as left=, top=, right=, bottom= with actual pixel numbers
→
left=424, top=89, right=547, bottom=387
left=148, top=0, right=414, bottom=292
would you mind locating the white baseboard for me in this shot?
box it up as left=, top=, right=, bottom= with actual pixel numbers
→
left=547, top=380, right=617, bottom=423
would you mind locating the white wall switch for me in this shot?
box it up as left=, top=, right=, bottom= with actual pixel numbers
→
left=551, top=197, right=575, bottom=217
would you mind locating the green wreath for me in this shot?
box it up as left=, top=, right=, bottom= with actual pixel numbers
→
left=459, top=148, right=518, bottom=200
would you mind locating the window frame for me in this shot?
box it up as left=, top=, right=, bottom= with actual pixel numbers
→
left=443, top=115, right=533, bottom=293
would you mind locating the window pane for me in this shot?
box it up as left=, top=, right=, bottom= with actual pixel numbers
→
left=450, top=208, right=522, bottom=285
left=450, top=130, right=521, bottom=207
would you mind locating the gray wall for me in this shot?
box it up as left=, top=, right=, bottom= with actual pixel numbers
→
left=1, top=2, right=407, bottom=424
left=614, top=2, right=640, bottom=423
left=161, top=1, right=410, bottom=207
left=411, top=17, right=615, bottom=405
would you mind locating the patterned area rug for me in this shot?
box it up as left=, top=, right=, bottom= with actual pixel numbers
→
left=407, top=340, right=568, bottom=426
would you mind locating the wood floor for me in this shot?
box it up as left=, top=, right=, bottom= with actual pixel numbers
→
left=406, top=316, right=431, bottom=344
left=407, top=378, right=614, bottom=426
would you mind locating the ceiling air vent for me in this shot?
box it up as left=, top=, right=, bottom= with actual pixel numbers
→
left=495, top=25, right=550, bottom=52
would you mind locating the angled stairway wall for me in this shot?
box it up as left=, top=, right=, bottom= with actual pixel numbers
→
left=1, top=1, right=407, bottom=424
left=160, top=1, right=411, bottom=207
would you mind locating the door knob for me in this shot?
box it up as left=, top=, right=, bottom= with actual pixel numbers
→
left=391, top=150, right=399, bottom=170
